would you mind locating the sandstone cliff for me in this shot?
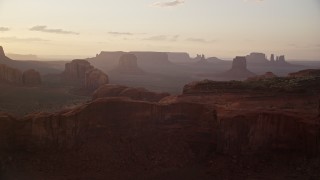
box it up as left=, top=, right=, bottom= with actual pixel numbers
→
left=0, top=64, right=23, bottom=84
left=63, top=59, right=94, bottom=80
left=62, top=59, right=109, bottom=90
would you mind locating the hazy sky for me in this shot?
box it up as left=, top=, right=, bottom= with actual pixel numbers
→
left=0, top=0, right=319, bottom=60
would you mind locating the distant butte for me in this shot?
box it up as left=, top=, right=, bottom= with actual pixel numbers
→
left=111, top=53, right=145, bottom=75
left=219, top=56, right=256, bottom=80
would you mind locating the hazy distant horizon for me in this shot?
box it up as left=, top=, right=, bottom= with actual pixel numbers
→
left=5, top=51, right=320, bottom=62
left=1, top=0, right=319, bottom=60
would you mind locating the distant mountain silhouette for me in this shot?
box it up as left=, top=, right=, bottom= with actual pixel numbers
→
left=246, top=52, right=300, bottom=67
left=0, top=46, right=65, bottom=74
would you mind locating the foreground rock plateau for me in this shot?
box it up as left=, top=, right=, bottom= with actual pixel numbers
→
left=1, top=70, right=320, bottom=179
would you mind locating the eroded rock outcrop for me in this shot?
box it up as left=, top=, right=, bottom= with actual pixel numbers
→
left=93, top=84, right=170, bottom=102
left=2, top=98, right=319, bottom=157
left=85, top=69, right=109, bottom=90
left=0, top=46, right=5, bottom=58
left=22, top=69, right=42, bottom=86
left=112, top=54, right=145, bottom=75
left=217, top=112, right=319, bottom=155
left=63, top=60, right=94, bottom=80
left=0, top=64, right=22, bottom=84
left=62, top=59, right=109, bottom=90
left=9, top=97, right=217, bottom=170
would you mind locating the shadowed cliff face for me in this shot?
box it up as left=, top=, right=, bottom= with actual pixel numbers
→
left=217, top=113, right=319, bottom=155
left=0, top=64, right=22, bottom=84
left=2, top=97, right=319, bottom=157
left=0, top=46, right=5, bottom=58
left=112, top=54, right=145, bottom=75
left=22, top=69, right=42, bottom=86
left=221, top=56, right=256, bottom=79
left=0, top=81, right=320, bottom=179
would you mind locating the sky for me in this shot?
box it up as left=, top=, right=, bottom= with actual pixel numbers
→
left=0, top=0, right=319, bottom=60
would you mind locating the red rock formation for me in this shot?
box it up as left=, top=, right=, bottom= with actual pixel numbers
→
left=217, top=112, right=319, bottom=155
left=15, top=98, right=216, bottom=168
left=63, top=59, right=94, bottom=80
left=93, top=84, right=170, bottom=102
left=22, top=69, right=42, bottom=86
left=85, top=68, right=109, bottom=90
left=62, top=60, right=109, bottom=91
left=0, top=63, right=22, bottom=84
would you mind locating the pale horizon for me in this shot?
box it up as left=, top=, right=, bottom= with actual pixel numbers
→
left=1, top=0, right=319, bottom=60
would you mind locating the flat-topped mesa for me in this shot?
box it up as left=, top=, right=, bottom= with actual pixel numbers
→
left=246, top=52, right=269, bottom=64
left=119, top=54, right=139, bottom=68
left=112, top=53, right=145, bottom=75
left=0, top=46, right=5, bottom=57
left=22, top=69, right=42, bottom=86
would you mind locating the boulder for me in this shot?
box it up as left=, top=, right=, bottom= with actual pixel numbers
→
left=22, top=69, right=42, bottom=86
